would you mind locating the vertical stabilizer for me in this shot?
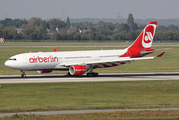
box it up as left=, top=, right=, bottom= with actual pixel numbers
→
left=122, top=21, right=157, bottom=58
left=128, top=21, right=157, bottom=49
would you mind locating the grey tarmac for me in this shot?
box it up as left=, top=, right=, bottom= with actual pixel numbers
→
left=0, top=72, right=179, bottom=84
left=0, top=108, right=179, bottom=118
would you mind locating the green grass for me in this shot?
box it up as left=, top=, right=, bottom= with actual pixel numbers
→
left=1, top=110, right=179, bottom=120
left=1, top=42, right=179, bottom=119
left=0, top=81, right=179, bottom=113
left=0, top=45, right=178, bottom=75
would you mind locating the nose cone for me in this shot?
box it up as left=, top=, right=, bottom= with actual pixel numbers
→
left=5, top=54, right=23, bottom=70
left=4, top=60, right=10, bottom=67
left=4, top=60, right=17, bottom=69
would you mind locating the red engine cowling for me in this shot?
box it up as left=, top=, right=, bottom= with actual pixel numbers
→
left=37, top=70, right=53, bottom=73
left=69, top=65, right=86, bottom=75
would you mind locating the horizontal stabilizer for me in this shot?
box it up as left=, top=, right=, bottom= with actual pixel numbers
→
left=156, top=52, right=165, bottom=57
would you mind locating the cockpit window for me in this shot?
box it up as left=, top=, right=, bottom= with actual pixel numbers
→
left=9, top=58, right=17, bottom=61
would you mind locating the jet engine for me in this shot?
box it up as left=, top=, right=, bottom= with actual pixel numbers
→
left=37, top=70, right=53, bottom=73
left=69, top=65, right=86, bottom=75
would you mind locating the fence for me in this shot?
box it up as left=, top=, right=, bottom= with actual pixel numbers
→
left=2, top=39, right=179, bottom=43
left=3, top=39, right=131, bottom=43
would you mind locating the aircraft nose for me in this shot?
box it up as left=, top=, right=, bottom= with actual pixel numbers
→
left=4, top=60, right=10, bottom=67
left=4, top=60, right=16, bottom=68
left=4, top=60, right=17, bottom=69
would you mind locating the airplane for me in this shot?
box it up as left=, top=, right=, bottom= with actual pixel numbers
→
left=5, top=21, right=166, bottom=77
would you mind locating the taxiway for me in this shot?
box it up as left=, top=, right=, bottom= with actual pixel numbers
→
left=0, top=108, right=179, bottom=118
left=0, top=72, right=179, bottom=84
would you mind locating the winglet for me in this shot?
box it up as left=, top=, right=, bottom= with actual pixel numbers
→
left=53, top=48, right=57, bottom=52
left=156, top=52, right=165, bottom=57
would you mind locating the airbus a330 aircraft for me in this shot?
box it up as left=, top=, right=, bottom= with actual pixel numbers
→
left=5, top=21, right=165, bottom=77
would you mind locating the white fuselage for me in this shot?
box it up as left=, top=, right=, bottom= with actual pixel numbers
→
left=5, top=49, right=127, bottom=71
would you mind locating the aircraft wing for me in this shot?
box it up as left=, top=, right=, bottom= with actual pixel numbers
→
left=63, top=56, right=153, bottom=67
left=61, top=52, right=165, bottom=67
left=85, top=56, right=155, bottom=65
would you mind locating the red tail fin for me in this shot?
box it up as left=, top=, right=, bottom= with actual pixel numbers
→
left=53, top=48, right=57, bottom=52
left=123, top=21, right=157, bottom=58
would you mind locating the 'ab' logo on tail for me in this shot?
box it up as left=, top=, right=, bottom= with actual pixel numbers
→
left=142, top=24, right=156, bottom=48
left=144, top=32, right=153, bottom=43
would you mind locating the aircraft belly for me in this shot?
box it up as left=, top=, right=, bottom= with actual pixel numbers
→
left=21, top=62, right=59, bottom=71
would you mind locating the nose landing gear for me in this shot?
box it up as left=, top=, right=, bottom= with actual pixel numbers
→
left=21, top=70, right=26, bottom=78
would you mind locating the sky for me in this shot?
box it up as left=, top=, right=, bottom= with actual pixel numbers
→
left=0, top=0, right=179, bottom=20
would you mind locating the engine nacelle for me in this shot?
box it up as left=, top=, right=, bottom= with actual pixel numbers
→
left=69, top=65, right=86, bottom=75
left=37, top=70, right=53, bottom=73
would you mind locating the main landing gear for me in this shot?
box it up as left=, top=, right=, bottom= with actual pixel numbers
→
left=21, top=70, right=26, bottom=78
left=87, top=72, right=98, bottom=77
left=87, top=65, right=99, bottom=77
left=67, top=72, right=72, bottom=76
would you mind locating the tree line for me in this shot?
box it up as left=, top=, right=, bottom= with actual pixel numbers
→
left=0, top=14, right=179, bottom=41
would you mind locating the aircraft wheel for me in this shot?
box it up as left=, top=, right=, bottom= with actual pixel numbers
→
left=67, top=72, right=72, bottom=76
left=87, top=73, right=93, bottom=77
left=21, top=74, right=26, bottom=78
left=87, top=72, right=98, bottom=77
left=93, top=73, right=98, bottom=77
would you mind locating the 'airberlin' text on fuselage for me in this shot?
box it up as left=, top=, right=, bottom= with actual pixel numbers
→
left=29, top=55, right=58, bottom=63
